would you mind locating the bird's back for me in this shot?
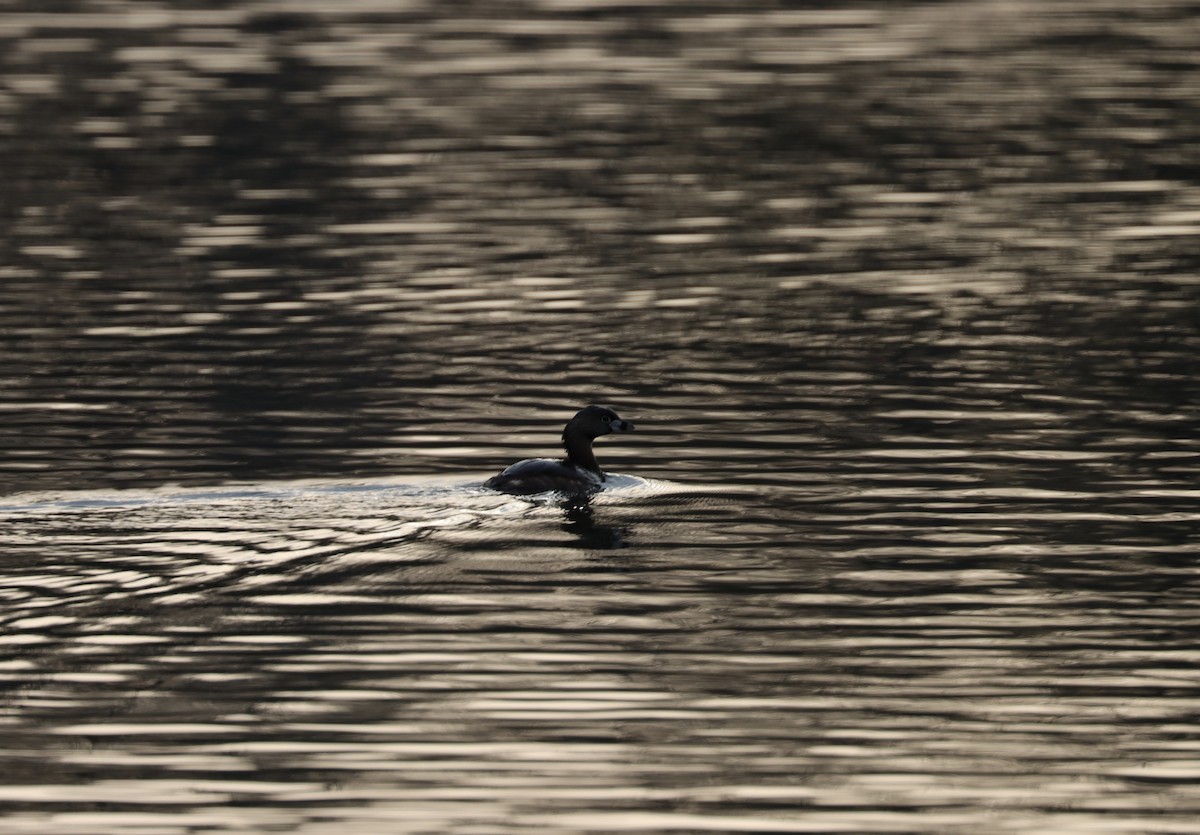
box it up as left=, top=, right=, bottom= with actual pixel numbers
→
left=484, top=458, right=603, bottom=495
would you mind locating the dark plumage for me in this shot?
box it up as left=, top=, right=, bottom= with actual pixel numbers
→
left=484, top=405, right=635, bottom=495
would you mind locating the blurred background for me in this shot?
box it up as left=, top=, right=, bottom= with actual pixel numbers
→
left=3, top=2, right=1200, bottom=834
left=2, top=0, right=1198, bottom=493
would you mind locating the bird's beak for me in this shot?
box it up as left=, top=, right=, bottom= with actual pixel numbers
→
left=611, top=419, right=634, bottom=432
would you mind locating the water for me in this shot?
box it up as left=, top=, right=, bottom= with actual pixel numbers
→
left=3, top=1, right=1200, bottom=832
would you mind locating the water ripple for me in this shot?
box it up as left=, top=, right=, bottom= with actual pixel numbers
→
left=2, top=0, right=1200, bottom=831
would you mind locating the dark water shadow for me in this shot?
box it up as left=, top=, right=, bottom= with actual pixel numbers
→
left=558, top=495, right=632, bottom=550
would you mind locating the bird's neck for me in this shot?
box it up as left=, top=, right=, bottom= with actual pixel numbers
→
left=563, top=433, right=599, bottom=473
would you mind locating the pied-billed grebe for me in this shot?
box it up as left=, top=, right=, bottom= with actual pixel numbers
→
left=485, top=405, right=635, bottom=495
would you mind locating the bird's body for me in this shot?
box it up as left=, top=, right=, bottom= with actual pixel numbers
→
left=485, top=405, right=635, bottom=495
left=485, top=457, right=605, bottom=495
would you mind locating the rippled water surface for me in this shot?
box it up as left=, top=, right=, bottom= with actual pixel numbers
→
left=4, top=1, right=1200, bottom=833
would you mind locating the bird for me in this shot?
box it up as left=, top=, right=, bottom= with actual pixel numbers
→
left=485, top=405, right=635, bottom=495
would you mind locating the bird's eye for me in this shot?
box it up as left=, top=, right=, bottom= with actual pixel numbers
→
left=602, top=415, right=611, bottom=423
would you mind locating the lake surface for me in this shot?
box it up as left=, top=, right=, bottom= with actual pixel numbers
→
left=3, top=1, right=1200, bottom=833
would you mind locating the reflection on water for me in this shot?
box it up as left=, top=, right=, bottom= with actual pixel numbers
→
left=3, top=0, right=1200, bottom=832
left=5, top=476, right=1200, bottom=834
